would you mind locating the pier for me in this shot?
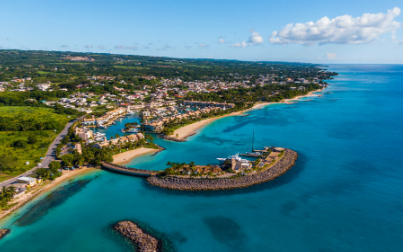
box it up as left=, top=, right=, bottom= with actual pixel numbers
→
left=100, top=162, right=158, bottom=177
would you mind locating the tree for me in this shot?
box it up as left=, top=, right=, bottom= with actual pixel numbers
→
left=35, top=168, right=50, bottom=179
left=48, top=161, right=61, bottom=170
left=27, top=135, right=38, bottom=144
left=189, top=161, right=195, bottom=168
left=61, top=154, right=74, bottom=167
left=0, top=153, right=18, bottom=174
left=13, top=139, right=27, bottom=148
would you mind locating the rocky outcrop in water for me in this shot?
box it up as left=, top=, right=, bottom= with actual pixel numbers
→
left=114, top=221, right=159, bottom=252
left=0, top=229, right=10, bottom=240
left=147, top=149, right=298, bottom=191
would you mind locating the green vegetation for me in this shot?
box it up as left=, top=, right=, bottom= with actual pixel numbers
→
left=0, top=107, right=72, bottom=131
left=0, top=107, right=72, bottom=182
left=0, top=186, right=16, bottom=209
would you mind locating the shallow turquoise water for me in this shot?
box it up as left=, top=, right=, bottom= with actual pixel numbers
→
left=1, top=65, right=403, bottom=252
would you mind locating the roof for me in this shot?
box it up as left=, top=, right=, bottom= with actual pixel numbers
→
left=18, top=176, right=36, bottom=182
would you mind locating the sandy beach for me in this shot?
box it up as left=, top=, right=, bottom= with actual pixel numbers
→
left=171, top=88, right=324, bottom=141
left=282, top=89, right=323, bottom=104
left=0, top=167, right=97, bottom=220
left=112, top=148, right=159, bottom=165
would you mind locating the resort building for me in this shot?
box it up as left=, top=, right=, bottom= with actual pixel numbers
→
left=94, top=133, right=145, bottom=149
left=75, top=127, right=93, bottom=142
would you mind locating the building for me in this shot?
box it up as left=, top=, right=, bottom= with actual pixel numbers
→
left=75, top=127, right=93, bottom=142
left=83, top=115, right=96, bottom=126
left=183, top=100, right=235, bottom=109
left=36, top=83, right=51, bottom=91
left=74, top=143, right=82, bottom=154
left=144, top=121, right=164, bottom=132
left=17, top=177, right=37, bottom=187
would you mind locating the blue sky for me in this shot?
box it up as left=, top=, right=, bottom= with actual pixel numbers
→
left=1, top=0, right=403, bottom=63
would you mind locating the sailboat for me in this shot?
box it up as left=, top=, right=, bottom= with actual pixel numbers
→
left=240, top=131, right=262, bottom=157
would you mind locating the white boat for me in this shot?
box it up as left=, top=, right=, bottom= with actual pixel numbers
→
left=217, top=154, right=249, bottom=165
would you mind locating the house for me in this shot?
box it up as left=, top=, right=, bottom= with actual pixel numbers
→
left=36, top=83, right=51, bottom=91
left=17, top=177, right=37, bottom=187
left=144, top=121, right=164, bottom=132
left=83, top=116, right=96, bottom=126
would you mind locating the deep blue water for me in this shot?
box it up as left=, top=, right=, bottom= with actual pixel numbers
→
left=1, top=64, right=403, bottom=252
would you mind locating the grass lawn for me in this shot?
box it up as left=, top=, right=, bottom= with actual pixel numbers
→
left=0, top=106, right=72, bottom=125
left=0, top=130, right=59, bottom=182
left=0, top=106, right=73, bottom=182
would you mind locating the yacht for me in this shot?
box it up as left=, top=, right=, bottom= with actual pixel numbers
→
left=217, top=154, right=249, bottom=165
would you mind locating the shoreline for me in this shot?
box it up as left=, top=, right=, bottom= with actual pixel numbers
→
left=170, top=88, right=325, bottom=141
left=0, top=167, right=97, bottom=221
left=112, top=148, right=160, bottom=165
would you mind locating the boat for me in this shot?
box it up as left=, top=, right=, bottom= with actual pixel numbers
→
left=240, top=152, right=262, bottom=157
left=217, top=154, right=250, bottom=165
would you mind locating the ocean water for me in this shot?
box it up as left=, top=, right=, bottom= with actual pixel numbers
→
left=1, top=64, right=403, bottom=252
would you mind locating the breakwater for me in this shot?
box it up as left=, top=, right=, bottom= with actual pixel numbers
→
left=114, top=221, right=160, bottom=252
left=147, top=149, right=298, bottom=191
left=101, top=162, right=158, bottom=177
left=0, top=229, right=10, bottom=240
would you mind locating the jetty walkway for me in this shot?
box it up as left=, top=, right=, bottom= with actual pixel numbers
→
left=100, top=162, right=158, bottom=177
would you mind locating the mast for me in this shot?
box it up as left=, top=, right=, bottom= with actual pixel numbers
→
left=252, top=131, right=254, bottom=152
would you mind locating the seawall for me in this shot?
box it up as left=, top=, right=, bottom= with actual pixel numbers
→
left=147, top=149, right=298, bottom=191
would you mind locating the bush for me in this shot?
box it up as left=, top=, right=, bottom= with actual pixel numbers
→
left=13, top=140, right=27, bottom=148
left=27, top=135, right=38, bottom=144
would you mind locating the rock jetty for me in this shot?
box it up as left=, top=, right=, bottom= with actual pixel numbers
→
left=0, top=229, right=10, bottom=240
left=114, top=221, right=160, bottom=252
left=147, top=149, right=298, bottom=191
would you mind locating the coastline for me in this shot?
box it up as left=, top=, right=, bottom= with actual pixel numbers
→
left=112, top=148, right=160, bottom=165
left=171, top=88, right=325, bottom=141
left=0, top=167, right=97, bottom=221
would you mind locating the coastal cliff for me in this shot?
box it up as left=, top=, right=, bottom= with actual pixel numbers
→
left=147, top=149, right=298, bottom=191
left=114, top=221, right=160, bottom=252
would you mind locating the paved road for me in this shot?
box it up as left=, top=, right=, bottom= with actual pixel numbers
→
left=0, top=117, right=82, bottom=188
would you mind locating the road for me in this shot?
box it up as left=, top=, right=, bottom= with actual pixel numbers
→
left=0, top=117, right=82, bottom=188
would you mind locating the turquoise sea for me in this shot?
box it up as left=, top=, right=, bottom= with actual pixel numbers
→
left=1, top=65, right=403, bottom=252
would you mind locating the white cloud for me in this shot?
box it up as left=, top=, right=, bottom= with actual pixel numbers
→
left=219, top=38, right=225, bottom=43
left=231, top=41, right=248, bottom=48
left=115, top=45, right=138, bottom=50
left=249, top=31, right=263, bottom=44
left=399, top=39, right=403, bottom=45
left=60, top=44, right=68, bottom=48
left=269, top=7, right=401, bottom=45
left=326, top=53, right=337, bottom=59
left=199, top=44, right=210, bottom=48
left=84, top=44, right=93, bottom=48
left=98, top=45, right=105, bottom=50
